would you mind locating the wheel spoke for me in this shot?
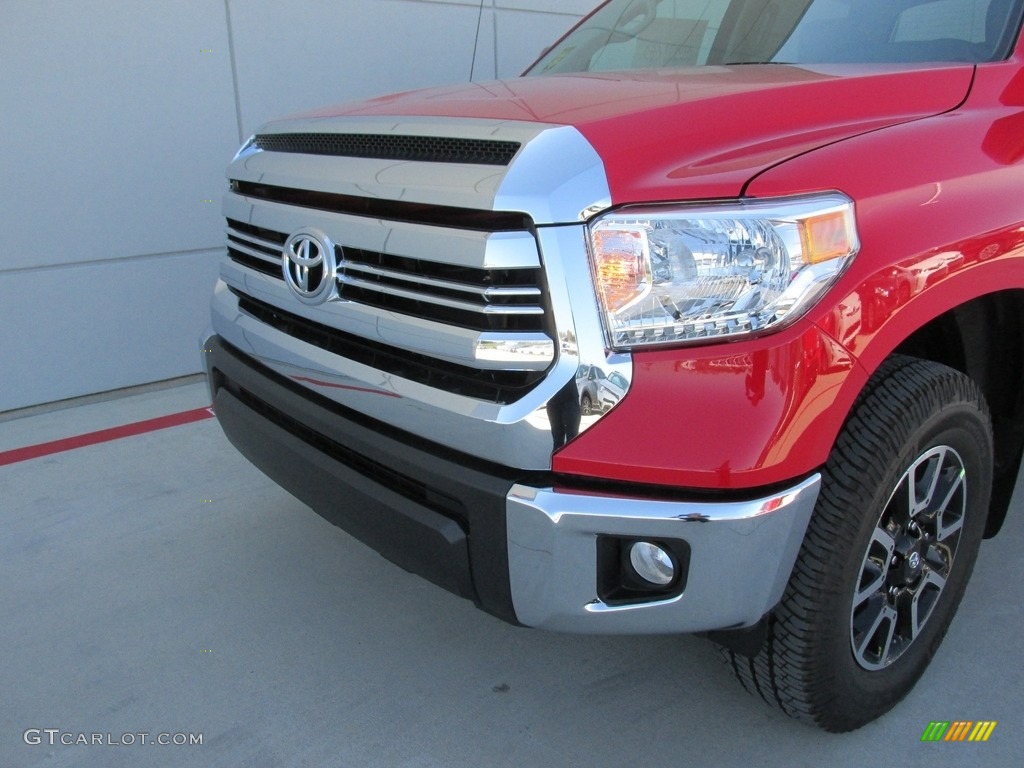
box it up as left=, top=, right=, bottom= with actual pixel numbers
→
left=910, top=570, right=947, bottom=638
left=855, top=564, right=886, bottom=607
left=911, top=450, right=943, bottom=516
left=854, top=599, right=898, bottom=667
left=934, top=462, right=964, bottom=513
left=854, top=528, right=894, bottom=606
left=935, top=468, right=966, bottom=541
left=924, top=542, right=951, bottom=574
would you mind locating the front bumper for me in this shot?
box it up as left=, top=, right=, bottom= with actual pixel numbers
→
left=506, top=477, right=819, bottom=633
left=205, top=335, right=819, bottom=634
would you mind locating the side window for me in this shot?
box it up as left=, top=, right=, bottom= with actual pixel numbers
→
left=892, top=0, right=990, bottom=43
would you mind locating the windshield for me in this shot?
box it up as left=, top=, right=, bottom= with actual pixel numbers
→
left=528, top=0, right=1023, bottom=73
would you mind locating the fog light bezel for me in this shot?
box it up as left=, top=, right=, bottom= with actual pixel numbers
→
left=596, top=536, right=690, bottom=605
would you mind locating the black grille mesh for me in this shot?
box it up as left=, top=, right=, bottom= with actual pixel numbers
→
left=252, top=133, right=521, bottom=166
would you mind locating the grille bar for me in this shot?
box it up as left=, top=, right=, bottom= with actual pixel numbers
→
left=231, top=181, right=532, bottom=232
left=341, top=245, right=540, bottom=285
left=227, top=226, right=284, bottom=254
left=227, top=219, right=289, bottom=245
left=341, top=261, right=542, bottom=300
left=252, top=132, right=521, bottom=166
left=228, top=250, right=280, bottom=278
left=336, top=274, right=545, bottom=316
left=226, top=238, right=279, bottom=267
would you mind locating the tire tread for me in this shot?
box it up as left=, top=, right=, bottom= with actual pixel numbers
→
left=717, top=355, right=991, bottom=731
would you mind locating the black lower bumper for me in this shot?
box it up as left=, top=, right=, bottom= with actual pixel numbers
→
left=205, top=336, right=533, bottom=625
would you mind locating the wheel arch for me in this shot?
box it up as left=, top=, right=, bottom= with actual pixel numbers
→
left=871, top=289, right=1024, bottom=536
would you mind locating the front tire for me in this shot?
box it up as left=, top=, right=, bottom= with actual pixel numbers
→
left=721, top=356, right=992, bottom=731
left=581, top=393, right=595, bottom=416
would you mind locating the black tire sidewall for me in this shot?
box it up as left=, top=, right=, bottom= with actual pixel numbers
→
left=811, top=398, right=991, bottom=725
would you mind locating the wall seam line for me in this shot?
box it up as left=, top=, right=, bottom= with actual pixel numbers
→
left=1, top=248, right=223, bottom=277
left=492, top=0, right=499, bottom=78
left=224, top=0, right=245, bottom=142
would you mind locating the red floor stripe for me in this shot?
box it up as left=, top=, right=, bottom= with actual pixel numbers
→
left=0, top=406, right=215, bottom=467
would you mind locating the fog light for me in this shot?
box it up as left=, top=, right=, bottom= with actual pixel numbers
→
left=629, top=541, right=675, bottom=586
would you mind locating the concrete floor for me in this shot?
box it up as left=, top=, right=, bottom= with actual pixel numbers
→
left=1, top=378, right=1021, bottom=767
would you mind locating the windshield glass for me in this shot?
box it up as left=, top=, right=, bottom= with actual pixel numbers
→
left=528, top=0, right=1023, bottom=73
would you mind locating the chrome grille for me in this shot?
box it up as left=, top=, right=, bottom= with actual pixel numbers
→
left=222, top=210, right=555, bottom=403
left=225, top=219, right=547, bottom=333
left=215, top=116, right=614, bottom=468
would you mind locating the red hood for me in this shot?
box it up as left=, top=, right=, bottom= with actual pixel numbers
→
left=291, top=64, right=975, bottom=201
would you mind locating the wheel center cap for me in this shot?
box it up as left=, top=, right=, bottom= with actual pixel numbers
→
left=907, top=551, right=922, bottom=571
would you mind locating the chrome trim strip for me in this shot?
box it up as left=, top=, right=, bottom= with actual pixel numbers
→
left=479, top=231, right=544, bottom=270
left=226, top=226, right=282, bottom=253
left=536, top=225, right=632, bottom=435
left=506, top=475, right=821, bottom=633
left=336, top=273, right=544, bottom=316
left=474, top=337, right=554, bottom=367
left=225, top=239, right=279, bottom=265
left=342, top=261, right=542, bottom=299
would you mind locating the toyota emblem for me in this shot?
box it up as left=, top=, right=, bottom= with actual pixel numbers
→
left=282, top=229, right=337, bottom=305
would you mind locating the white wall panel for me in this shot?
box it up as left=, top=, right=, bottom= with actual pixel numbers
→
left=0, top=0, right=240, bottom=271
left=0, top=254, right=222, bottom=413
left=229, top=0, right=487, bottom=135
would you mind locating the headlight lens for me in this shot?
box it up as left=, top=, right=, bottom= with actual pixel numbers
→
left=587, top=193, right=859, bottom=349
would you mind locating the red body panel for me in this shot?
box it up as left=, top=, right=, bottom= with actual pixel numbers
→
left=554, top=320, right=869, bottom=489
left=291, top=66, right=973, bottom=200
left=554, top=58, right=1024, bottom=490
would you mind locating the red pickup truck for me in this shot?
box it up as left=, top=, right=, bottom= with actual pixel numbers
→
left=204, top=0, right=1024, bottom=730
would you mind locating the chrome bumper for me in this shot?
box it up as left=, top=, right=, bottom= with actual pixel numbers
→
left=506, top=475, right=821, bottom=633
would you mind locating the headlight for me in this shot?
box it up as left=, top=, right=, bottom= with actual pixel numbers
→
left=587, top=193, right=859, bottom=349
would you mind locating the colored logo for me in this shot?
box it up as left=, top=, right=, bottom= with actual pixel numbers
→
left=282, top=229, right=338, bottom=305
left=921, top=721, right=997, bottom=742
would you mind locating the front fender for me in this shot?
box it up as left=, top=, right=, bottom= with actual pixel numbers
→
left=552, top=320, right=868, bottom=490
